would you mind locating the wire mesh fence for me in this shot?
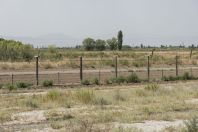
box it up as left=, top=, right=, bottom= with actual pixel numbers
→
left=0, top=55, right=197, bottom=85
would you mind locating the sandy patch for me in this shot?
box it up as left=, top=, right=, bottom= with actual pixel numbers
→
left=115, top=120, right=184, bottom=132
left=185, top=98, right=198, bottom=104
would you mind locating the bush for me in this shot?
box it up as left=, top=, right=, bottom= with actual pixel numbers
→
left=127, top=73, right=140, bottom=83
left=182, top=72, right=194, bottom=80
left=4, top=84, right=17, bottom=91
left=81, top=79, right=91, bottom=85
left=162, top=72, right=197, bottom=81
left=92, top=78, right=99, bottom=85
left=42, top=80, right=53, bottom=87
left=184, top=117, right=198, bottom=132
left=116, top=76, right=126, bottom=84
left=16, top=82, right=32, bottom=88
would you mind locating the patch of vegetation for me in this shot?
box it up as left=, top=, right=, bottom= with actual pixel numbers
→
left=110, top=76, right=126, bottom=84
left=51, top=122, right=64, bottom=130
left=75, top=90, right=95, bottom=104
left=45, top=110, right=73, bottom=121
left=92, top=78, right=99, bottom=85
left=126, top=73, right=140, bottom=83
left=16, top=82, right=32, bottom=88
left=81, top=79, right=91, bottom=85
left=162, top=72, right=198, bottom=81
left=145, top=83, right=160, bottom=92
left=25, top=98, right=39, bottom=109
left=184, top=117, right=198, bottom=132
left=0, top=111, right=12, bottom=123
left=4, top=83, right=17, bottom=91
left=46, top=89, right=62, bottom=101
left=42, top=80, right=53, bottom=87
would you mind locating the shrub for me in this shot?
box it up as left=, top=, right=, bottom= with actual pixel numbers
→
left=162, top=72, right=197, bottom=81
left=182, top=72, right=194, bottom=80
left=4, top=84, right=17, bottom=91
left=116, top=76, right=126, bottom=84
left=184, top=117, right=198, bottom=132
left=0, top=84, right=3, bottom=89
left=92, top=78, right=99, bottom=85
left=81, top=79, right=91, bottom=85
left=127, top=73, right=140, bottom=83
left=42, top=80, right=53, bottom=87
left=16, top=82, right=32, bottom=88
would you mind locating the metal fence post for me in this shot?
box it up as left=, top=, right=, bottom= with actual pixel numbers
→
left=147, top=56, right=150, bottom=81
left=80, top=56, right=83, bottom=82
left=115, top=56, right=118, bottom=78
left=35, top=56, right=39, bottom=85
left=176, top=55, right=178, bottom=76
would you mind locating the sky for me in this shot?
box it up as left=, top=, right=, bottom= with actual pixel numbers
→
left=0, top=0, right=198, bottom=47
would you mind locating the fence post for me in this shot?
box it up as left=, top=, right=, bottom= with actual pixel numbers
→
left=57, top=72, right=60, bottom=84
left=115, top=56, right=118, bottom=78
left=147, top=56, right=150, bottom=82
left=190, top=48, right=193, bottom=59
left=176, top=55, right=178, bottom=76
left=80, top=56, right=83, bottom=82
left=35, top=56, right=39, bottom=85
left=161, top=69, right=164, bottom=79
left=11, top=74, right=14, bottom=85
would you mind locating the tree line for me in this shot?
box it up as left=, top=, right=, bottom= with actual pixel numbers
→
left=0, top=38, right=34, bottom=62
left=82, top=30, right=123, bottom=51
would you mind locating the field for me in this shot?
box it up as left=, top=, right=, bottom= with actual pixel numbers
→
left=0, top=81, right=198, bottom=131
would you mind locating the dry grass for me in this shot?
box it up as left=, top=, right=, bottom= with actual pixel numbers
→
left=0, top=51, right=197, bottom=71
left=0, top=82, right=197, bottom=131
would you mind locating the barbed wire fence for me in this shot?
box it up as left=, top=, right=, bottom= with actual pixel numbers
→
left=0, top=53, right=198, bottom=86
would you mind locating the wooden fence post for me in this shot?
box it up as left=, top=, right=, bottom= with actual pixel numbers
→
left=161, top=69, right=164, bottom=79
left=115, top=56, right=118, bottom=78
left=147, top=56, right=150, bottom=81
left=11, top=74, right=14, bottom=85
left=80, top=56, right=83, bottom=82
left=57, top=72, right=60, bottom=84
left=35, top=56, right=39, bottom=85
left=176, top=55, right=178, bottom=76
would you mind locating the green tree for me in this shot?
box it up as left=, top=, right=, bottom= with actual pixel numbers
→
left=106, top=37, right=117, bottom=50
left=117, top=30, right=123, bottom=50
left=95, top=39, right=106, bottom=51
left=82, top=38, right=95, bottom=51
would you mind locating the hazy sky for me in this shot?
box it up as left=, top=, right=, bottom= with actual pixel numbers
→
left=0, top=0, right=198, bottom=46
